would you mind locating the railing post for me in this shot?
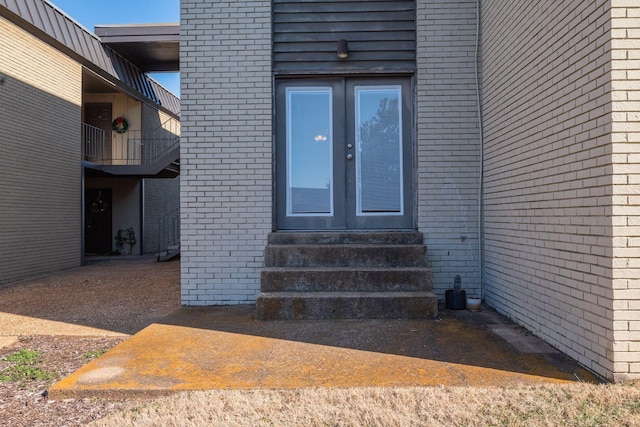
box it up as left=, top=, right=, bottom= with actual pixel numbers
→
left=82, top=123, right=106, bottom=163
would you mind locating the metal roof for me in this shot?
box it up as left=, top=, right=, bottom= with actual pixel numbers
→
left=0, top=0, right=180, bottom=117
left=149, top=77, right=180, bottom=116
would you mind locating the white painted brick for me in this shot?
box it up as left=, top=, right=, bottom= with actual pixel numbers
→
left=416, top=0, right=482, bottom=297
left=180, top=0, right=272, bottom=305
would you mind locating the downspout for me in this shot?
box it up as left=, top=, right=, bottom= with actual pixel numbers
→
left=81, top=167, right=85, bottom=266
left=140, top=179, right=145, bottom=255
left=474, top=0, right=485, bottom=301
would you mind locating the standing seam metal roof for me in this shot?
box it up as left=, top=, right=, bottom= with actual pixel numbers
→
left=0, top=0, right=180, bottom=117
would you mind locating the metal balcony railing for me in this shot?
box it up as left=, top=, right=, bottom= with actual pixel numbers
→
left=83, top=123, right=108, bottom=163
left=83, top=117, right=180, bottom=166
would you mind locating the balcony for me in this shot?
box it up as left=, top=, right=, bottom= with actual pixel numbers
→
left=82, top=118, right=180, bottom=178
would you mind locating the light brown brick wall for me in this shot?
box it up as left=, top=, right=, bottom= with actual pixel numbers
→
left=610, top=0, right=640, bottom=381
left=482, top=1, right=616, bottom=379
left=0, top=16, right=82, bottom=284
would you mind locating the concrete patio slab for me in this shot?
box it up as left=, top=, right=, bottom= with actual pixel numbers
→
left=50, top=304, right=601, bottom=399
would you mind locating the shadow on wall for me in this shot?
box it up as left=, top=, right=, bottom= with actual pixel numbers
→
left=0, top=72, right=82, bottom=285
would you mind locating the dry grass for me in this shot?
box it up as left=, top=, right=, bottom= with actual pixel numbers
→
left=92, top=383, right=640, bottom=427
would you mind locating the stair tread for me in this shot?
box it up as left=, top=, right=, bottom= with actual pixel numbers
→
left=259, top=291, right=436, bottom=297
left=265, top=244, right=427, bottom=267
left=267, top=243, right=425, bottom=248
left=268, top=231, right=424, bottom=245
left=262, top=266, right=430, bottom=271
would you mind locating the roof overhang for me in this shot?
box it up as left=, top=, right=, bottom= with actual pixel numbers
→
left=95, top=23, right=179, bottom=72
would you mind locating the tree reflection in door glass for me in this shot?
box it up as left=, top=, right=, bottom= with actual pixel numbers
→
left=356, top=87, right=402, bottom=214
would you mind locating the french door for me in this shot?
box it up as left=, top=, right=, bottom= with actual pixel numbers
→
left=275, top=77, right=413, bottom=230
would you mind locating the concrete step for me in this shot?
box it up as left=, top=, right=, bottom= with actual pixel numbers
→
left=261, top=267, right=432, bottom=292
left=258, top=231, right=435, bottom=320
left=156, top=245, right=180, bottom=262
left=268, top=231, right=424, bottom=245
left=255, top=291, right=438, bottom=320
left=156, top=249, right=180, bottom=262
left=264, top=244, right=427, bottom=268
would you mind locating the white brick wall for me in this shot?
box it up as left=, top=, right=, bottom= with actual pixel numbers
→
left=611, top=0, right=640, bottom=381
left=181, top=0, right=482, bottom=302
left=0, top=16, right=82, bottom=285
left=416, top=0, right=482, bottom=297
left=481, top=0, right=617, bottom=380
left=180, top=0, right=272, bottom=305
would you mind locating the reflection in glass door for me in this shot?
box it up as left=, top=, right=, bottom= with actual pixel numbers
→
left=286, top=88, right=333, bottom=216
left=355, top=86, right=403, bottom=216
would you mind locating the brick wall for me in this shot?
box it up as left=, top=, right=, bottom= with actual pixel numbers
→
left=481, top=0, right=617, bottom=380
left=141, top=102, right=180, bottom=137
left=141, top=103, right=181, bottom=255
left=416, top=0, right=482, bottom=297
left=0, top=16, right=82, bottom=285
left=180, top=0, right=273, bottom=305
left=144, top=177, right=180, bottom=254
left=611, top=0, right=640, bottom=381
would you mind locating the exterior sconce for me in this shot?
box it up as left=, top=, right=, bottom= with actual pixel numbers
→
left=337, top=39, right=348, bottom=59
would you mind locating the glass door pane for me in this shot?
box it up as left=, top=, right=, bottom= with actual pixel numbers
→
left=286, top=88, right=333, bottom=215
left=354, top=86, right=403, bottom=215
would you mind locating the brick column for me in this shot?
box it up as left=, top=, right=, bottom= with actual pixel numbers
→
left=180, top=0, right=273, bottom=305
left=611, top=0, right=640, bottom=381
left=415, top=0, right=482, bottom=296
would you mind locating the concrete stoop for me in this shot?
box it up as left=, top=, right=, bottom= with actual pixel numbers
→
left=256, top=231, right=437, bottom=320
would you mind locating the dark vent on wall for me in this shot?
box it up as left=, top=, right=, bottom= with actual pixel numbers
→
left=273, top=0, right=416, bottom=74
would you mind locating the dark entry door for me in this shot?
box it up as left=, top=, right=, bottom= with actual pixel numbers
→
left=276, top=77, right=413, bottom=230
left=84, top=103, right=112, bottom=162
left=85, top=189, right=112, bottom=254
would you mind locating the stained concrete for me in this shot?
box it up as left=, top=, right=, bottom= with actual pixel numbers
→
left=50, top=304, right=602, bottom=399
left=257, top=231, right=437, bottom=320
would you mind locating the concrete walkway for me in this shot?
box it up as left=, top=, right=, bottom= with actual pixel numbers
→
left=50, top=304, right=601, bottom=398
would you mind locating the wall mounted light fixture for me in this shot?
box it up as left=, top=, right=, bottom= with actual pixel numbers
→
left=337, top=39, right=349, bottom=59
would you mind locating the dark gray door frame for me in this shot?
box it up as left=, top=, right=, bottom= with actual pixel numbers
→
left=275, top=77, right=414, bottom=231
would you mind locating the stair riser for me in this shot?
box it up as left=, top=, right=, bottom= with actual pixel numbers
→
left=265, top=245, right=427, bottom=268
left=259, top=231, right=436, bottom=320
left=268, top=231, right=424, bottom=245
left=261, top=269, right=432, bottom=292
left=256, top=294, right=438, bottom=320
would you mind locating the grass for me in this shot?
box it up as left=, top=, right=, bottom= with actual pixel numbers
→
left=0, top=348, right=54, bottom=383
left=83, top=349, right=109, bottom=361
left=91, top=383, right=640, bottom=427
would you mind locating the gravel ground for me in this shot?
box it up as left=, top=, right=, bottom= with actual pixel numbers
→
left=0, top=257, right=180, bottom=426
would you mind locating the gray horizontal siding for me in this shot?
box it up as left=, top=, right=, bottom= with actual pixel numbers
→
left=274, top=0, right=416, bottom=74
